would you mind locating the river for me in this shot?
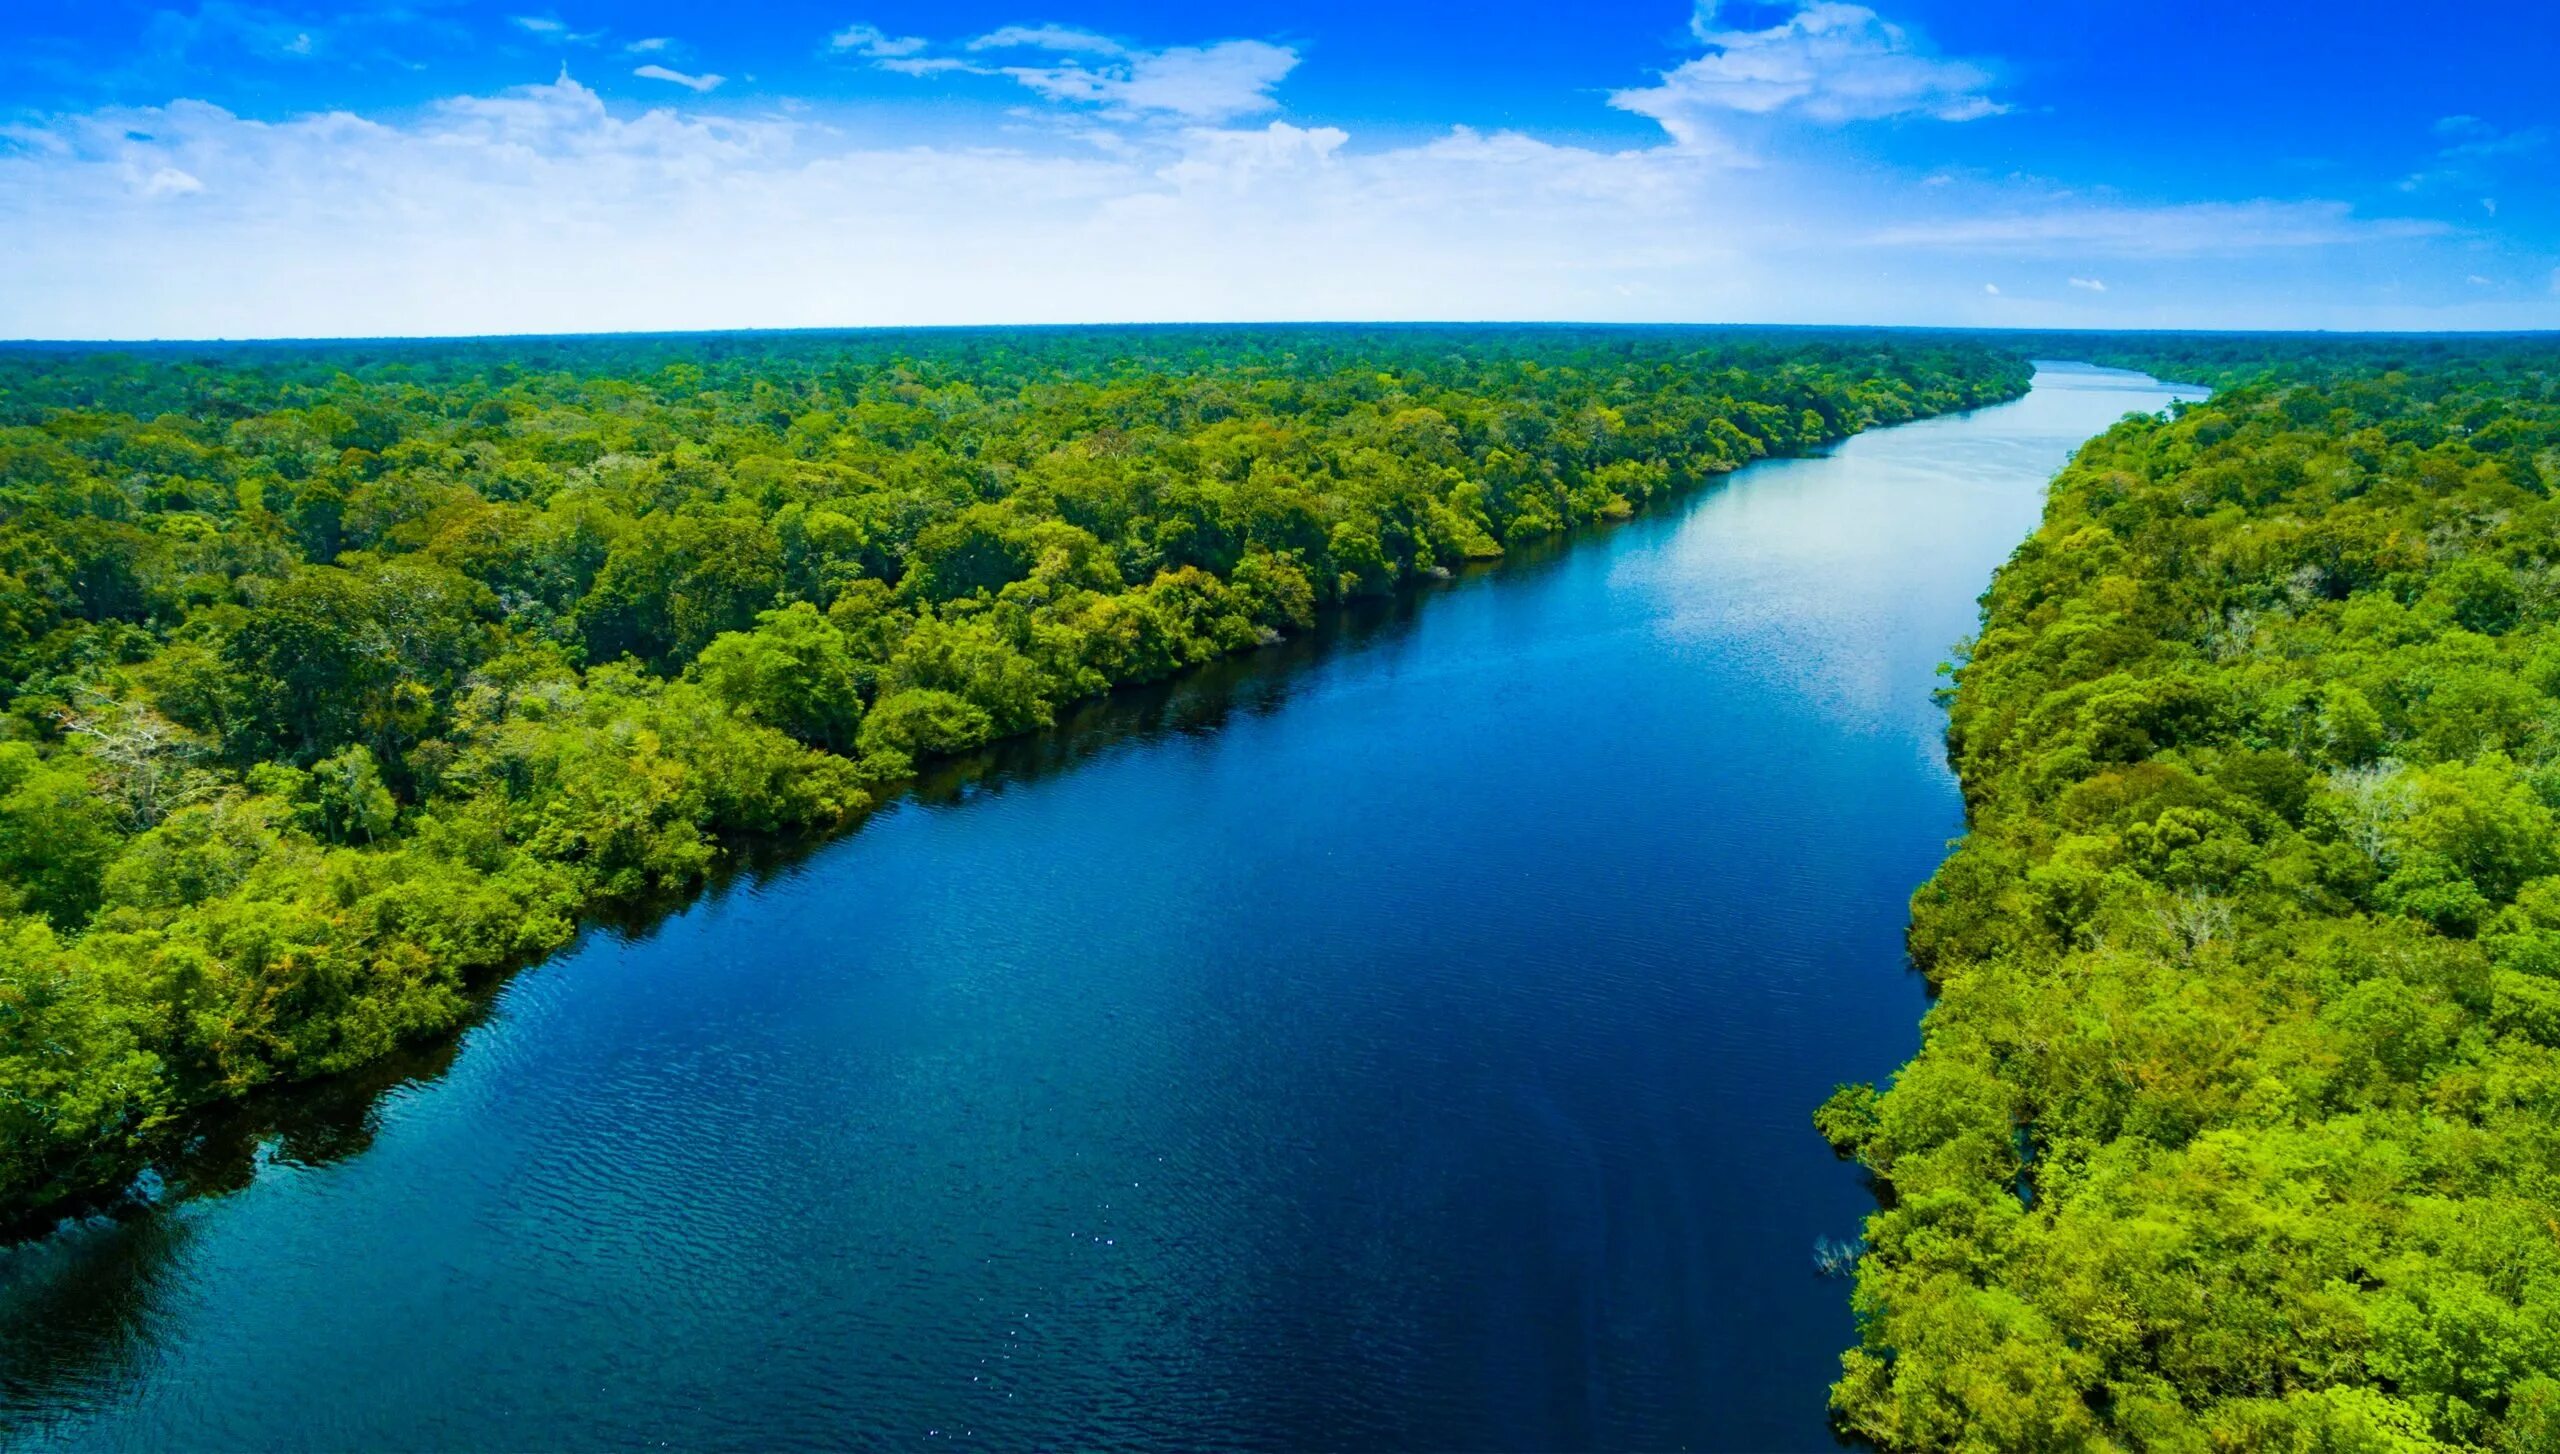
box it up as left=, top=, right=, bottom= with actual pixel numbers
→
left=0, top=362, right=2199, bottom=1451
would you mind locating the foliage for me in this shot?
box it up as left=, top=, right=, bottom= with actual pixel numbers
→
left=1827, top=344, right=2560, bottom=1451
left=0, top=325, right=2027, bottom=1221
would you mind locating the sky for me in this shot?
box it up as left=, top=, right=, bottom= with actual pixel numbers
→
left=2, top=0, right=2556, bottom=340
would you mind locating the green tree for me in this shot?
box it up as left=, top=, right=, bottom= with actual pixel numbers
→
left=692, top=602, right=865, bottom=750
left=308, top=744, right=398, bottom=844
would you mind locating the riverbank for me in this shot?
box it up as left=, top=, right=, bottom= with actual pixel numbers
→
left=0, top=332, right=2031, bottom=1232
left=1825, top=345, right=2560, bottom=1450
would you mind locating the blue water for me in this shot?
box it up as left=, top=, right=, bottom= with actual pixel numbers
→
left=0, top=364, right=2196, bottom=1451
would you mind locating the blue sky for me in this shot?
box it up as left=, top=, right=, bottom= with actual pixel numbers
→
left=3, top=0, right=2555, bottom=338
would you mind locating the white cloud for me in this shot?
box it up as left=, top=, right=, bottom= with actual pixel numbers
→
left=142, top=165, right=205, bottom=197
left=2402, top=115, right=2550, bottom=195
left=999, top=39, right=1299, bottom=122
left=1871, top=200, right=2444, bottom=256
left=512, top=14, right=603, bottom=45
left=0, top=70, right=2528, bottom=340
left=633, top=64, right=723, bottom=93
left=876, top=57, right=976, bottom=76
left=1155, top=121, right=1347, bottom=190
left=2436, top=118, right=2550, bottom=161
left=0, top=77, right=1768, bottom=337
left=1981, top=282, right=1998, bottom=294
left=2468, top=274, right=2492, bottom=285
left=1613, top=1, right=2001, bottom=144
left=969, top=25, right=1127, bottom=56
left=829, top=22, right=928, bottom=59
left=626, top=37, right=674, bottom=55
left=2068, top=275, right=2105, bottom=291
left=848, top=24, right=1299, bottom=123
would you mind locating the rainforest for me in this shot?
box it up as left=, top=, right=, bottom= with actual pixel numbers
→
left=1822, top=336, right=2560, bottom=1450
left=10, top=0, right=2560, bottom=1445
left=13, top=324, right=2560, bottom=1451
left=0, top=327, right=2027, bottom=1224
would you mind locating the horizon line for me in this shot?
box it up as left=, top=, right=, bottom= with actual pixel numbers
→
left=8, top=318, right=2560, bottom=350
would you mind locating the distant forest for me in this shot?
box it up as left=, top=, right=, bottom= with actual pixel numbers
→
left=0, top=326, right=2026, bottom=1223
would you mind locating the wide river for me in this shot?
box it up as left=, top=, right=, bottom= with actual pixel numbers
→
left=0, top=363, right=2197, bottom=1451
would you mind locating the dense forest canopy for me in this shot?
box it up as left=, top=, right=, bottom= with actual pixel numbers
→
left=0, top=325, right=2029, bottom=1224
left=39, top=319, right=2560, bottom=1448
left=1819, top=339, right=2560, bottom=1449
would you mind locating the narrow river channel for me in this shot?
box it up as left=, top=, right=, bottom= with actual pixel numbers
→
left=0, top=363, right=2199, bottom=1452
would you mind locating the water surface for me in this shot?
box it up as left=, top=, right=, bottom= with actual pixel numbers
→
left=0, top=363, right=2197, bottom=1451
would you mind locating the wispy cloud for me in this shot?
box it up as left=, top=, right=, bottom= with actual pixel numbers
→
left=144, top=2, right=326, bottom=63
left=633, top=63, right=722, bottom=93
left=969, top=25, right=1127, bottom=56
left=830, top=21, right=1297, bottom=123
left=1613, top=1, right=2001, bottom=145
left=829, top=22, right=928, bottom=59
left=120, top=1, right=483, bottom=79
left=2403, top=114, right=2549, bottom=194
left=998, top=39, right=1298, bottom=122
left=625, top=37, right=675, bottom=55
left=142, top=165, right=205, bottom=197
left=2068, top=275, right=2106, bottom=291
left=2433, top=114, right=2551, bottom=160
left=872, top=57, right=975, bottom=77
left=512, top=15, right=602, bottom=45
left=1871, top=200, right=2444, bottom=256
